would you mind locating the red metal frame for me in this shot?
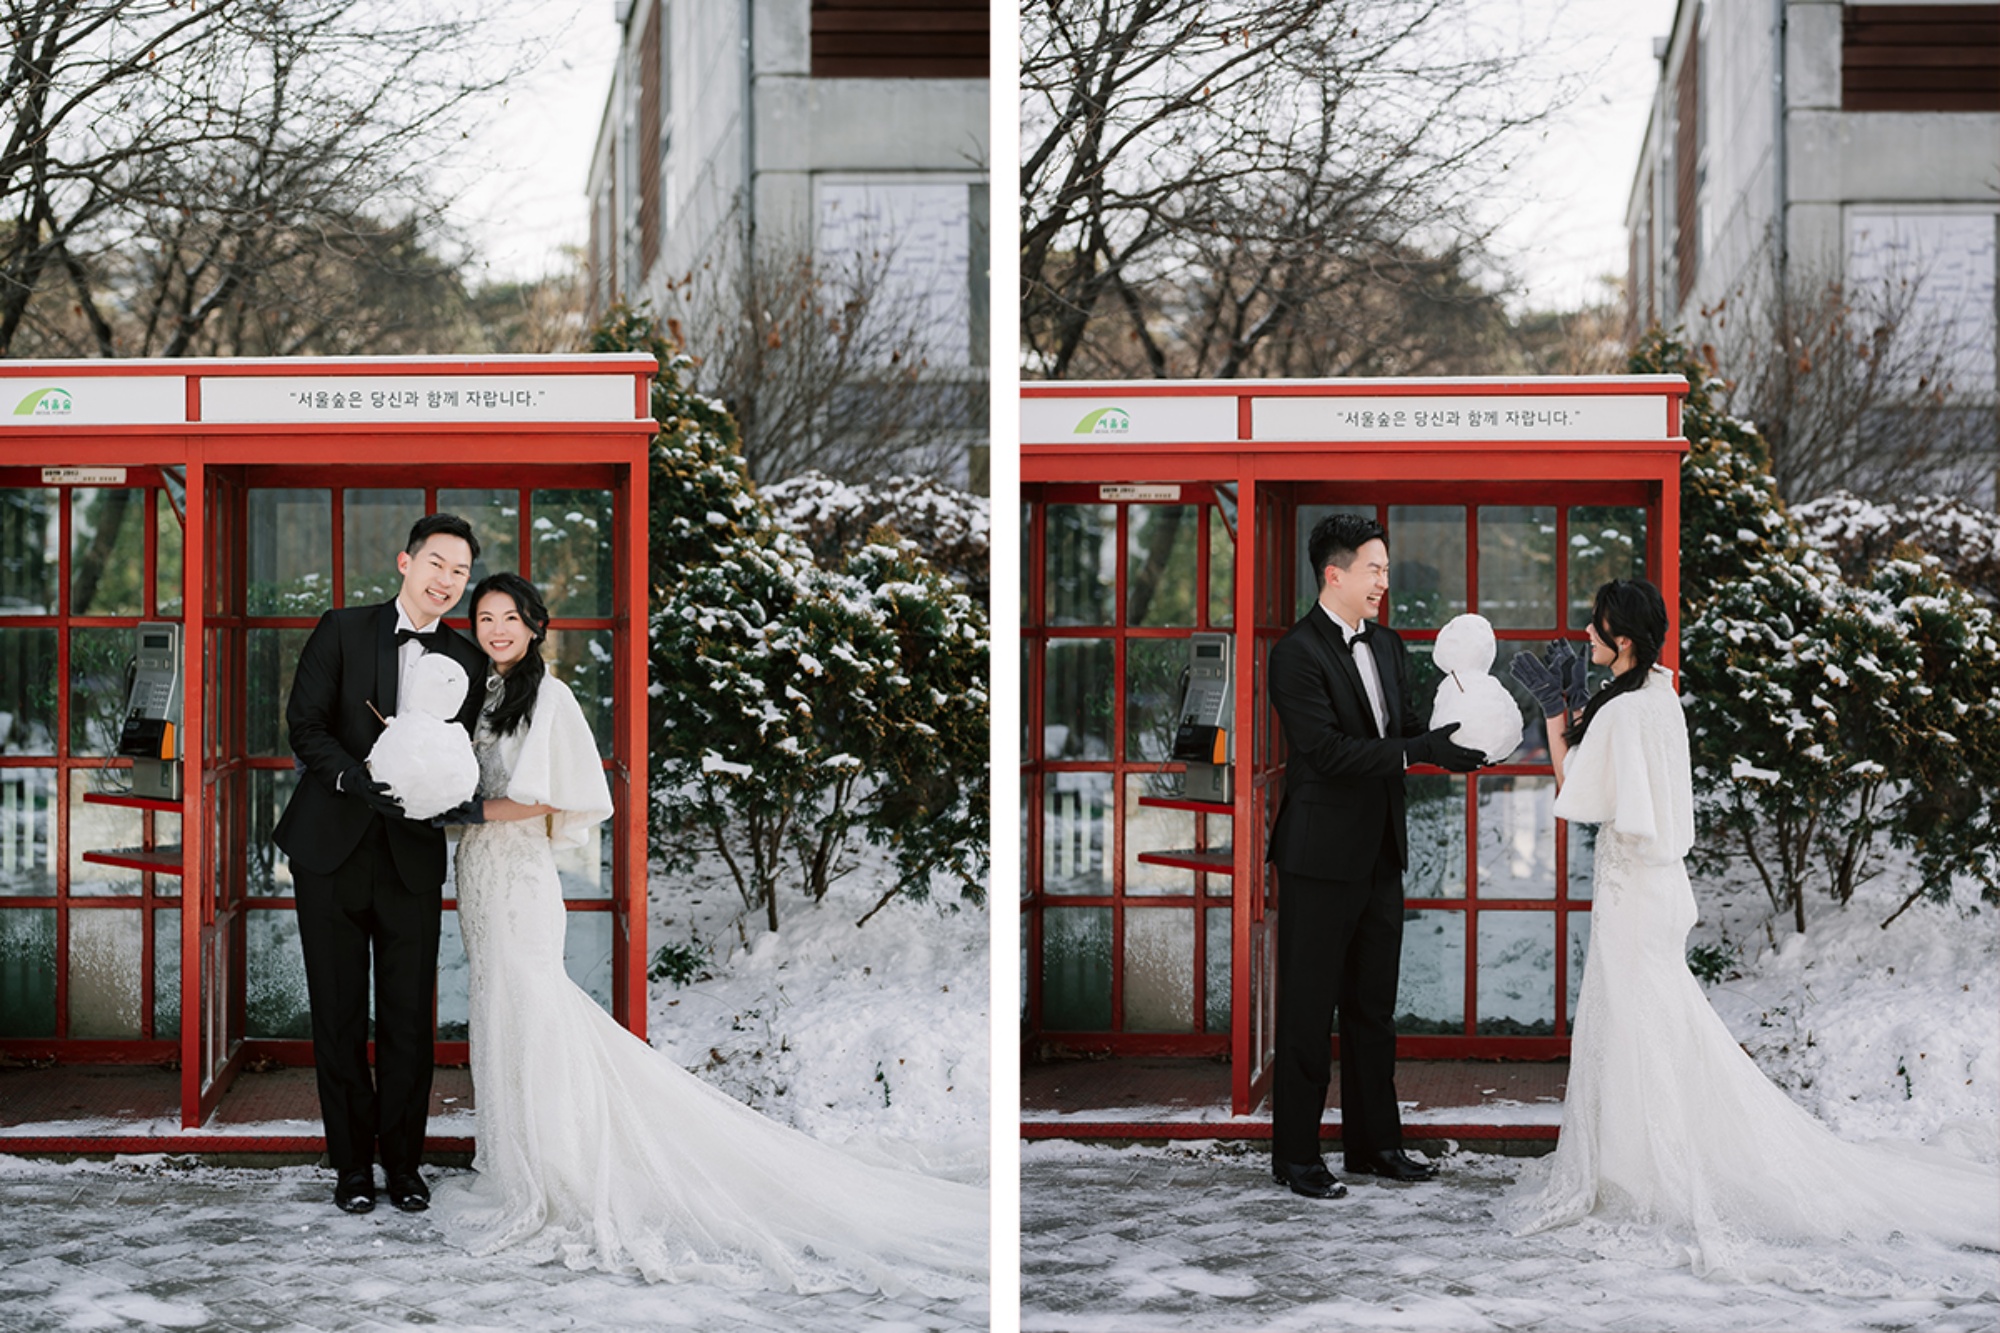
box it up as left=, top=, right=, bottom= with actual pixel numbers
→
left=0, top=355, right=659, bottom=1144
left=1022, top=376, right=1690, bottom=1116
left=1024, top=484, right=1237, bottom=1055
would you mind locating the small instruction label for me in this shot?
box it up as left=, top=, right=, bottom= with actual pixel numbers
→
left=41, top=467, right=128, bottom=485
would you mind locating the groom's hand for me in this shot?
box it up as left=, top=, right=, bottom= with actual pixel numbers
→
left=341, top=764, right=405, bottom=819
left=1408, top=722, right=1484, bottom=773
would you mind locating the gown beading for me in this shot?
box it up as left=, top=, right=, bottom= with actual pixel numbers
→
left=1498, top=667, right=2000, bottom=1297
left=430, top=674, right=987, bottom=1295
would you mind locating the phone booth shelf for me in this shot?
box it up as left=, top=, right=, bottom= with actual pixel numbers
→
left=0, top=354, right=658, bottom=1149
left=1020, top=375, right=1691, bottom=1127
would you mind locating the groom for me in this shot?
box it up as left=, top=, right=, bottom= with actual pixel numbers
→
left=1265, top=513, right=1485, bottom=1199
left=274, top=513, right=485, bottom=1214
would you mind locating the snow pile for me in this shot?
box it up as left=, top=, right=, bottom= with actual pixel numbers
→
left=645, top=834, right=987, bottom=1182
left=1692, top=853, right=1999, bottom=1154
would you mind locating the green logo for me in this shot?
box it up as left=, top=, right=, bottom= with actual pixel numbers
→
left=1074, top=407, right=1131, bottom=435
left=12, top=387, right=74, bottom=417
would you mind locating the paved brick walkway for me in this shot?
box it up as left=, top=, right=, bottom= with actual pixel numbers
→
left=0, top=1158, right=987, bottom=1332
left=1019, top=1140, right=1999, bottom=1332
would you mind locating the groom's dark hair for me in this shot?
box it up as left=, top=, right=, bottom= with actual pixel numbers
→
left=1309, top=512, right=1389, bottom=588
left=407, top=512, right=480, bottom=562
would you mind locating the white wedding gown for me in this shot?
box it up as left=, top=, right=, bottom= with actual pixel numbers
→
left=430, top=676, right=987, bottom=1295
left=1500, top=667, right=2000, bottom=1296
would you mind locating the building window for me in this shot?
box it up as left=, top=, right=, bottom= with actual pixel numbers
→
left=1843, top=4, right=2000, bottom=112
left=809, top=0, right=988, bottom=79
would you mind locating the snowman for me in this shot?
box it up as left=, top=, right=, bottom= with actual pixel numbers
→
left=1426, top=613, right=1524, bottom=764
left=366, top=653, right=479, bottom=821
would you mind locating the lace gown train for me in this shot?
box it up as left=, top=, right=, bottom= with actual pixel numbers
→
left=430, top=682, right=986, bottom=1295
left=1498, top=668, right=2000, bottom=1297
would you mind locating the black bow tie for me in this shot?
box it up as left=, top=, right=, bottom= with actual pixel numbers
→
left=1341, top=622, right=1377, bottom=650
left=395, top=627, right=437, bottom=650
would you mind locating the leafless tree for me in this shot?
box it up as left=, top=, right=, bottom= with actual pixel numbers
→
left=2, top=0, right=525, bottom=359
left=1021, top=0, right=1576, bottom=379
left=1697, top=251, right=1997, bottom=506
left=661, top=219, right=985, bottom=484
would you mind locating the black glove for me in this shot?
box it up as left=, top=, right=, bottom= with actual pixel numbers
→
left=428, top=797, right=487, bottom=828
left=1549, top=637, right=1589, bottom=712
left=1508, top=651, right=1567, bottom=719
left=1407, top=722, right=1485, bottom=773
left=341, top=764, right=405, bottom=819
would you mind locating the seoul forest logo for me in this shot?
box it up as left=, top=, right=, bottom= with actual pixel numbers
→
left=1074, top=406, right=1132, bottom=436
left=13, top=387, right=75, bottom=418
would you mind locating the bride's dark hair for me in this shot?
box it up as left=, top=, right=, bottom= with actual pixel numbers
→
left=468, top=571, right=548, bottom=736
left=1564, top=578, right=1668, bottom=748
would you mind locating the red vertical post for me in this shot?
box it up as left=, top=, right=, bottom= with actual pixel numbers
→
left=622, top=415, right=651, bottom=1039
left=1230, top=469, right=1257, bottom=1117
left=179, top=452, right=206, bottom=1129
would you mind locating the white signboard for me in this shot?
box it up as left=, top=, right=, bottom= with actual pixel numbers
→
left=1021, top=396, right=1240, bottom=444
left=200, top=374, right=638, bottom=424
left=42, top=468, right=128, bottom=485
left=1253, top=394, right=1668, bottom=442
left=1, top=377, right=187, bottom=426
left=1099, top=485, right=1182, bottom=501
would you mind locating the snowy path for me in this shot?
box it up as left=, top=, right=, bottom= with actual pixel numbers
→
left=0, top=1156, right=987, bottom=1331
left=1020, top=1141, right=1999, bottom=1333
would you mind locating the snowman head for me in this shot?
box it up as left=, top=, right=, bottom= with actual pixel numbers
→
left=1432, top=613, right=1497, bottom=675
left=403, top=652, right=469, bottom=720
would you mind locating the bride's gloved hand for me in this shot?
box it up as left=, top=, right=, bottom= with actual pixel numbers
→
left=1548, top=638, right=1589, bottom=713
left=428, top=797, right=486, bottom=828
left=1509, top=650, right=1568, bottom=720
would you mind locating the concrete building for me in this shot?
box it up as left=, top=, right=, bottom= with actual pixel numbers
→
left=588, top=0, right=990, bottom=488
left=1627, top=1, right=1999, bottom=501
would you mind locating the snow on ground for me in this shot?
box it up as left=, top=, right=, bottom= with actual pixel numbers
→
left=643, top=830, right=989, bottom=1180
left=0, top=831, right=990, bottom=1330
left=1685, top=842, right=1999, bottom=1153
left=0, top=1156, right=985, bottom=1332
left=1020, top=848, right=2000, bottom=1329
left=1019, top=1139, right=1999, bottom=1333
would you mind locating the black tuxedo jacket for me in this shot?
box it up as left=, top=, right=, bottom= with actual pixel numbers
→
left=272, top=600, right=484, bottom=890
left=1265, top=605, right=1427, bottom=882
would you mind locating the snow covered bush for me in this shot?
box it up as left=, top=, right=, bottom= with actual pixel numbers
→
left=763, top=470, right=991, bottom=604
left=1795, top=490, right=2000, bottom=607
left=590, top=307, right=989, bottom=930
left=1634, top=331, right=2000, bottom=929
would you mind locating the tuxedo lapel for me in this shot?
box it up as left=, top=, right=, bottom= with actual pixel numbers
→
left=1306, top=608, right=1380, bottom=739
left=375, top=601, right=400, bottom=718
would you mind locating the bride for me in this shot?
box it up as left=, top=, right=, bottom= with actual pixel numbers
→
left=1501, top=578, right=1998, bottom=1295
left=426, top=571, right=986, bottom=1295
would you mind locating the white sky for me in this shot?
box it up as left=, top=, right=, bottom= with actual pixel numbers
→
left=449, top=1, right=1681, bottom=311
left=447, top=1, right=621, bottom=287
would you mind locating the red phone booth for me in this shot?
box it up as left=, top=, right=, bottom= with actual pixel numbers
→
left=1021, top=376, right=1690, bottom=1129
left=0, top=355, right=657, bottom=1151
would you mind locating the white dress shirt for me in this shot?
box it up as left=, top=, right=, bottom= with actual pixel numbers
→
left=392, top=599, right=441, bottom=712
left=1321, top=603, right=1388, bottom=737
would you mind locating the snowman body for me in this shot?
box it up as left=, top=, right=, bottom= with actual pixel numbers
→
left=367, top=653, right=479, bottom=821
left=1427, top=614, right=1524, bottom=763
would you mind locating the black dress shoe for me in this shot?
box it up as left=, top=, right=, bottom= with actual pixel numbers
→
left=334, top=1170, right=376, bottom=1214
left=1272, top=1159, right=1347, bottom=1199
left=1344, top=1149, right=1438, bottom=1182
left=386, top=1171, right=430, bottom=1213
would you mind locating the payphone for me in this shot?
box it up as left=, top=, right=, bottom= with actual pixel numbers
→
left=118, top=621, right=183, bottom=800
left=1170, top=631, right=1233, bottom=803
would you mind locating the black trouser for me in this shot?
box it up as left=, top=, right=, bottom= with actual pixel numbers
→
left=292, top=817, right=441, bottom=1177
left=1271, top=832, right=1406, bottom=1168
